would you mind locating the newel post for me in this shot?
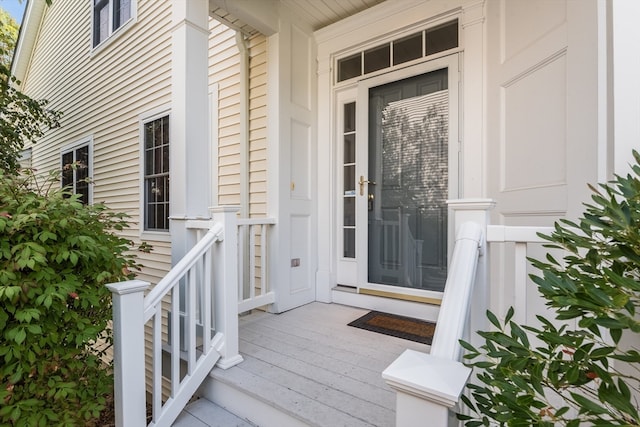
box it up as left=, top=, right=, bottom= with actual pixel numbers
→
left=106, top=279, right=149, bottom=427
left=210, top=206, right=244, bottom=369
left=447, top=198, right=495, bottom=351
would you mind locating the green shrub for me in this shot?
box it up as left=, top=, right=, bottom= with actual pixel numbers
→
left=0, top=169, right=140, bottom=426
left=459, top=151, right=640, bottom=426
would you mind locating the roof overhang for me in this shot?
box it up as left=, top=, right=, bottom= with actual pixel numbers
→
left=11, top=0, right=46, bottom=86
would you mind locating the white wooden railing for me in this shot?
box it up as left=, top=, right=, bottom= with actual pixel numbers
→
left=384, top=199, right=558, bottom=427
left=237, top=217, right=276, bottom=312
left=186, top=216, right=277, bottom=313
left=382, top=220, right=482, bottom=426
left=107, top=207, right=243, bottom=427
left=486, top=225, right=554, bottom=325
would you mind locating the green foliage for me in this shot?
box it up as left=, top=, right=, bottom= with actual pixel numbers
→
left=0, top=169, right=141, bottom=426
left=459, top=151, right=640, bottom=426
left=0, top=8, right=19, bottom=68
left=0, top=5, right=61, bottom=174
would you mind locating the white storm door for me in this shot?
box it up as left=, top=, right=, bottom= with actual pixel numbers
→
left=355, top=56, right=459, bottom=298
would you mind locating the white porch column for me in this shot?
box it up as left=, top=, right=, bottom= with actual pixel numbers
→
left=170, top=0, right=211, bottom=264
left=460, top=0, right=486, bottom=197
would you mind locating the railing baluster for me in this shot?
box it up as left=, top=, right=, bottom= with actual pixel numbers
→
left=514, top=242, right=528, bottom=325
left=261, top=224, right=268, bottom=294
left=152, top=305, right=162, bottom=422
left=203, top=247, right=212, bottom=350
left=170, top=284, right=180, bottom=397
left=237, top=224, right=245, bottom=301
left=188, top=269, right=197, bottom=373
left=249, top=225, right=256, bottom=300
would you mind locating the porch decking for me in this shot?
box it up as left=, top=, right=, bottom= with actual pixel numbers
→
left=177, top=302, right=430, bottom=427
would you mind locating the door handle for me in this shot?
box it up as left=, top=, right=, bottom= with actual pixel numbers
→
left=359, top=175, right=376, bottom=196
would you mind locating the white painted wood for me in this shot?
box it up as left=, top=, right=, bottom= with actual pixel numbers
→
left=611, top=0, right=640, bottom=178
left=199, top=302, right=427, bottom=427
left=430, top=222, right=482, bottom=361
left=211, top=207, right=244, bottom=369
left=175, top=398, right=255, bottom=427
left=170, top=0, right=211, bottom=269
left=266, top=9, right=318, bottom=313
left=106, top=280, right=150, bottom=427
left=331, top=288, right=441, bottom=322
left=382, top=350, right=471, bottom=427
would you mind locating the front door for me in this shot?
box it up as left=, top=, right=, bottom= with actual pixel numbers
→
left=337, top=56, right=459, bottom=301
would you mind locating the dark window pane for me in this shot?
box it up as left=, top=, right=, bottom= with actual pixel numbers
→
left=344, top=134, right=355, bottom=164
left=77, top=182, right=89, bottom=204
left=344, top=102, right=355, bottom=133
left=114, top=0, right=131, bottom=29
left=344, top=197, right=355, bottom=226
left=344, top=165, right=355, bottom=193
left=95, top=2, right=109, bottom=46
left=393, top=32, right=423, bottom=65
left=426, top=20, right=458, bottom=56
left=343, top=228, right=355, bottom=258
left=337, top=54, right=361, bottom=82
left=146, top=201, right=156, bottom=229
left=162, top=116, right=169, bottom=142
left=145, top=148, right=154, bottom=176
left=162, top=144, right=169, bottom=173
left=76, top=146, right=89, bottom=181
left=154, top=146, right=162, bottom=175
left=155, top=204, right=166, bottom=231
left=62, top=152, right=74, bottom=187
left=364, top=44, right=390, bottom=74
left=144, top=122, right=154, bottom=149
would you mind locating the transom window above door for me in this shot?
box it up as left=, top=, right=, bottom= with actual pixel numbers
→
left=336, top=19, right=458, bottom=83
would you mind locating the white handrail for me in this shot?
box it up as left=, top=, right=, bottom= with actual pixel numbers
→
left=143, top=222, right=224, bottom=322
left=107, top=207, right=242, bottom=427
left=430, top=221, right=483, bottom=361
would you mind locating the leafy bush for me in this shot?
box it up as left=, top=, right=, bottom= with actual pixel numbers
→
left=0, top=169, right=140, bottom=426
left=460, top=152, right=640, bottom=426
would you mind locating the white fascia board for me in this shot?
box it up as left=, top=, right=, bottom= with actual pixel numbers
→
left=11, top=0, right=47, bottom=86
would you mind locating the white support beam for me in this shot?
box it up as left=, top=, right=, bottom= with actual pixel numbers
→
left=170, top=0, right=211, bottom=264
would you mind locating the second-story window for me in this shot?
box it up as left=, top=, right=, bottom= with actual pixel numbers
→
left=93, top=0, right=132, bottom=47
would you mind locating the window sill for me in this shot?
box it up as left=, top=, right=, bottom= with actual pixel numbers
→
left=141, top=230, right=171, bottom=243
left=90, top=17, right=136, bottom=58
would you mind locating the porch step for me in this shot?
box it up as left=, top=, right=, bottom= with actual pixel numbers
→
left=173, top=398, right=256, bottom=427
left=196, top=303, right=429, bottom=427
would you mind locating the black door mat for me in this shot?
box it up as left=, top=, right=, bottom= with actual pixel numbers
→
left=348, top=311, right=436, bottom=345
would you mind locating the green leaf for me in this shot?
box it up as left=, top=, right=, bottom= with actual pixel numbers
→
left=14, top=328, right=26, bottom=344
left=487, top=310, right=502, bottom=329
left=570, top=393, right=608, bottom=415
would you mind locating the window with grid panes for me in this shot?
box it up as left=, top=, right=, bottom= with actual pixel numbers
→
left=143, top=115, right=170, bottom=231
left=61, top=144, right=91, bottom=204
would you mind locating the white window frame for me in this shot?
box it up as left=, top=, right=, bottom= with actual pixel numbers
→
left=139, top=106, right=171, bottom=241
left=91, top=0, right=136, bottom=52
left=60, top=137, right=94, bottom=205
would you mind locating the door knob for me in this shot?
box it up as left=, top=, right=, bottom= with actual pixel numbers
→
left=359, top=175, right=376, bottom=196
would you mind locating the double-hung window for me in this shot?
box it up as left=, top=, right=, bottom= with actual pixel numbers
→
left=93, top=0, right=132, bottom=47
left=143, top=115, right=170, bottom=232
left=61, top=142, right=92, bottom=204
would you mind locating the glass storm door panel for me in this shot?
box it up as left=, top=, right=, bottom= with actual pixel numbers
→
left=367, top=69, right=449, bottom=292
